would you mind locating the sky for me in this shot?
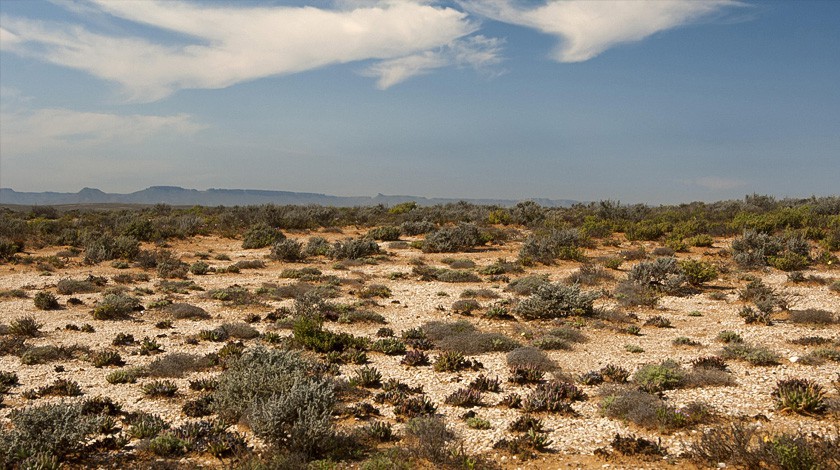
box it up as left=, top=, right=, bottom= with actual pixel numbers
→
left=1, top=0, right=838, bottom=204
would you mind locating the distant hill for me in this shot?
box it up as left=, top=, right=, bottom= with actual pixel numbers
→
left=0, top=186, right=577, bottom=208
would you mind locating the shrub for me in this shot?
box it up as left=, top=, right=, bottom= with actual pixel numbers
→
left=771, top=378, right=827, bottom=415
left=716, top=330, right=744, bottom=344
left=330, top=238, right=380, bottom=259
left=189, top=261, right=210, bottom=275
left=163, top=302, right=210, bottom=319
left=627, top=257, right=685, bottom=294
left=421, top=320, right=519, bottom=354
left=270, top=238, right=305, bottom=261
left=148, top=433, right=188, bottom=457
left=600, top=364, right=630, bottom=383
left=690, top=421, right=840, bottom=469
left=788, top=309, right=838, bottom=324
left=633, top=360, right=686, bottom=393
left=643, top=315, right=672, bottom=328
left=513, top=283, right=597, bottom=319
left=212, top=347, right=335, bottom=456
left=523, top=380, right=585, bottom=413
left=106, top=369, right=138, bottom=384
left=739, top=306, right=773, bottom=325
left=444, top=388, right=483, bottom=407
left=0, top=402, right=100, bottom=465
left=506, top=346, right=557, bottom=371
left=679, top=259, right=718, bottom=286
left=614, top=281, right=659, bottom=307
left=451, top=299, right=480, bottom=315
left=518, top=228, right=587, bottom=264
left=155, top=251, right=189, bottom=279
left=34, top=291, right=60, bottom=310
left=127, top=412, right=169, bottom=439
left=89, top=350, right=124, bottom=368
left=401, top=350, right=430, bottom=367
left=358, top=284, right=392, bottom=299
left=505, top=274, right=550, bottom=296
left=404, top=416, right=455, bottom=464
left=221, top=322, right=260, bottom=339
left=433, top=351, right=474, bottom=372
left=91, top=293, right=141, bottom=320
left=242, top=224, right=285, bottom=249
left=721, top=343, right=780, bottom=366
left=566, top=263, right=614, bottom=286
left=145, top=353, right=212, bottom=377
left=422, top=223, right=482, bottom=253
left=600, top=386, right=711, bottom=432
left=367, top=226, right=401, bottom=241
left=9, top=316, right=41, bottom=337
left=143, top=380, right=178, bottom=397
left=731, top=230, right=782, bottom=267
left=352, top=366, right=382, bottom=388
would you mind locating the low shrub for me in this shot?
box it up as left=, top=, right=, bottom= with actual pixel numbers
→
left=679, top=259, right=718, bottom=286
left=514, top=283, right=598, bottom=319
left=242, top=223, right=285, bottom=249
left=522, top=380, right=585, bottom=413
left=212, top=347, right=335, bottom=457
left=91, top=293, right=142, bottom=320
left=771, top=378, right=827, bottom=415
left=34, top=291, right=60, bottom=310
left=9, top=316, right=41, bottom=337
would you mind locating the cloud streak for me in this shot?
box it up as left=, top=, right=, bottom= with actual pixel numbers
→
left=0, top=107, right=205, bottom=155
left=463, top=0, right=738, bottom=62
left=0, top=1, right=483, bottom=101
left=364, top=35, right=504, bottom=89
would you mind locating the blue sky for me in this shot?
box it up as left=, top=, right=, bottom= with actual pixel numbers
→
left=1, top=0, right=838, bottom=204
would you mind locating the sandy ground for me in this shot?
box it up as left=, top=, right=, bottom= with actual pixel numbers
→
left=1, top=231, right=838, bottom=469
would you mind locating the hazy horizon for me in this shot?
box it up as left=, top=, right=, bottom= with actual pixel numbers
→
left=2, top=1, right=839, bottom=205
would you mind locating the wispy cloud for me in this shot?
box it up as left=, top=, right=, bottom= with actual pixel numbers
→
left=462, top=0, right=739, bottom=62
left=364, top=35, right=504, bottom=89
left=0, top=1, right=486, bottom=101
left=0, top=107, right=205, bottom=155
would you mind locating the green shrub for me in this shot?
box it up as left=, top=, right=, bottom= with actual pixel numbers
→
left=513, top=283, right=597, bottom=319
left=212, top=347, right=335, bottom=457
left=721, top=343, right=780, bottom=366
left=679, top=259, right=718, bottom=286
left=627, top=257, right=685, bottom=294
left=189, top=260, right=211, bottom=275
left=633, top=360, right=686, bottom=393
left=771, top=378, right=827, bottom=415
left=330, top=238, right=380, bottom=259
left=270, top=238, right=305, bottom=261
left=92, top=293, right=141, bottom=320
left=422, top=223, right=482, bottom=253
left=367, top=226, right=401, bottom=241
left=34, top=291, right=60, bottom=310
left=0, top=402, right=100, bottom=465
left=148, top=433, right=188, bottom=457
left=522, top=381, right=585, bottom=413
left=242, top=223, right=285, bottom=249
left=518, top=228, right=587, bottom=264
left=9, top=316, right=41, bottom=337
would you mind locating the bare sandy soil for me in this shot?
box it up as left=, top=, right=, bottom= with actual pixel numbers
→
left=1, top=230, right=838, bottom=469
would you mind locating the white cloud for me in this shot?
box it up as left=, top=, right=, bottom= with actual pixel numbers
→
left=0, top=108, right=205, bottom=155
left=365, top=35, right=503, bottom=89
left=0, top=1, right=481, bottom=101
left=462, top=0, right=738, bottom=62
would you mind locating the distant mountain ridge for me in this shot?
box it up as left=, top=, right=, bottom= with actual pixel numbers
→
left=0, top=186, right=577, bottom=208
